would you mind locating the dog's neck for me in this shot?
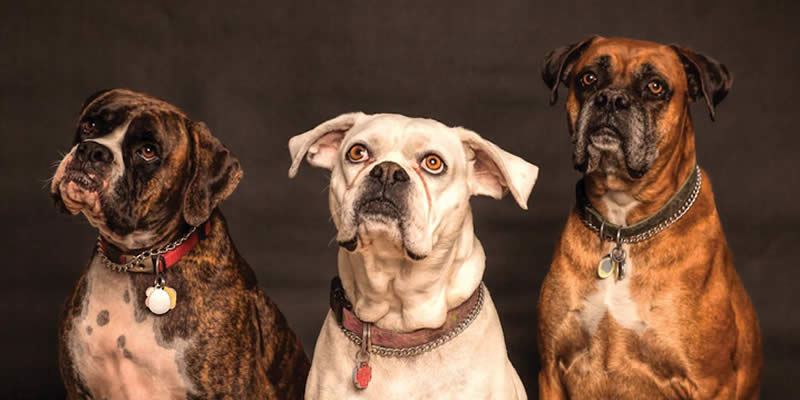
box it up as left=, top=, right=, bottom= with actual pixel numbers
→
left=100, top=211, right=219, bottom=256
left=584, top=111, right=698, bottom=226
left=337, top=210, right=485, bottom=332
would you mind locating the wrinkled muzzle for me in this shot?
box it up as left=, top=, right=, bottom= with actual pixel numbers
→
left=335, top=161, right=431, bottom=260
left=573, top=89, right=657, bottom=178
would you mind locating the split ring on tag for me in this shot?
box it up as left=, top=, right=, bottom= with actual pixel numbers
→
left=145, top=261, right=177, bottom=315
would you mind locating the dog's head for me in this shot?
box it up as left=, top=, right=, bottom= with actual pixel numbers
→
left=543, top=36, right=732, bottom=181
left=288, top=113, right=538, bottom=260
left=50, top=89, right=242, bottom=250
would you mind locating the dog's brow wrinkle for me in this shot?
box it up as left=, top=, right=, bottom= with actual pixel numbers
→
left=595, top=55, right=611, bottom=69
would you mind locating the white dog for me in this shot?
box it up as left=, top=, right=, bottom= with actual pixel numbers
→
left=288, top=112, right=537, bottom=399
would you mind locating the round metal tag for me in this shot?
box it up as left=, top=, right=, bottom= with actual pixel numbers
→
left=597, top=255, right=616, bottom=279
left=145, top=287, right=172, bottom=315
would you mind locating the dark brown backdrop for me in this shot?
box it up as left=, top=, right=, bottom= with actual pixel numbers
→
left=2, top=0, right=797, bottom=398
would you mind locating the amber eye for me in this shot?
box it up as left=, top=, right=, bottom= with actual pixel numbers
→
left=421, top=154, right=445, bottom=174
left=581, top=72, right=597, bottom=87
left=647, top=80, right=665, bottom=95
left=346, top=144, right=368, bottom=163
left=137, top=144, right=158, bottom=161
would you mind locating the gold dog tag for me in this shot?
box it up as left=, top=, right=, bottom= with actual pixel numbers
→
left=597, top=255, right=617, bottom=279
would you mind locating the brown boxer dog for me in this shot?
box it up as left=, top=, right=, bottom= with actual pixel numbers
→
left=51, top=89, right=309, bottom=399
left=537, top=37, right=762, bottom=399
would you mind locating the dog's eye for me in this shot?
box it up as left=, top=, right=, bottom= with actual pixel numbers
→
left=580, top=72, right=597, bottom=87
left=346, top=144, right=369, bottom=163
left=421, top=154, right=445, bottom=174
left=647, top=80, right=665, bottom=96
left=80, top=120, right=97, bottom=137
left=137, top=144, right=159, bottom=162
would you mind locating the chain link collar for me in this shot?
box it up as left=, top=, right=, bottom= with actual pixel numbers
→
left=96, top=225, right=198, bottom=273
left=577, top=164, right=702, bottom=244
left=333, top=279, right=485, bottom=358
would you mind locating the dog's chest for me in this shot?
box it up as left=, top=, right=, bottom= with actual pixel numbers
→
left=67, top=257, right=193, bottom=399
left=578, top=243, right=647, bottom=335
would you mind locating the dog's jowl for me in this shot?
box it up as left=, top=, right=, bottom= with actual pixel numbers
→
left=537, top=37, right=762, bottom=399
left=289, top=113, right=538, bottom=399
left=51, top=89, right=309, bottom=399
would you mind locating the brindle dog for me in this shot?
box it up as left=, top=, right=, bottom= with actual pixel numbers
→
left=51, top=89, right=309, bottom=399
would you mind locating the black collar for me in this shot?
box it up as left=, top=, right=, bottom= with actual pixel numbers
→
left=576, top=165, right=701, bottom=244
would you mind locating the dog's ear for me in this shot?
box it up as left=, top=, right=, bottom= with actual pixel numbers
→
left=542, top=35, right=599, bottom=105
left=455, top=128, right=539, bottom=210
left=182, top=121, right=243, bottom=226
left=670, top=45, right=733, bottom=121
left=288, top=112, right=365, bottom=178
left=79, top=88, right=113, bottom=114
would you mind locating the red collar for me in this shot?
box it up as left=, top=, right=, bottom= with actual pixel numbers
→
left=329, top=276, right=484, bottom=353
left=99, top=221, right=211, bottom=273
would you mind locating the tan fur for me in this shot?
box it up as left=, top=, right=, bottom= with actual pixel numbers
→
left=538, top=38, right=762, bottom=399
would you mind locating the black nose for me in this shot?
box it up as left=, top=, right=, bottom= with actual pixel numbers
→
left=593, top=90, right=631, bottom=112
left=75, top=141, right=113, bottom=165
left=369, top=161, right=409, bottom=186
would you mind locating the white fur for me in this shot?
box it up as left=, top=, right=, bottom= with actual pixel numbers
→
left=579, top=192, right=646, bottom=335
left=289, top=113, right=535, bottom=399
left=84, top=120, right=130, bottom=187
left=67, top=255, right=194, bottom=399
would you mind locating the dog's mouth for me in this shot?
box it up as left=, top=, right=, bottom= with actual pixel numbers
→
left=358, top=198, right=402, bottom=219
left=63, top=169, right=102, bottom=192
left=55, top=168, right=108, bottom=218
left=588, top=125, right=623, bottom=150
left=337, top=197, right=426, bottom=260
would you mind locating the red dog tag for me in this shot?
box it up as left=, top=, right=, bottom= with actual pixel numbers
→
left=353, top=361, right=372, bottom=389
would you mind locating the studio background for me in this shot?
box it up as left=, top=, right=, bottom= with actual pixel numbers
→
left=2, top=1, right=797, bottom=398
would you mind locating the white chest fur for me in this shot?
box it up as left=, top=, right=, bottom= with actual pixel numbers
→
left=67, top=256, right=193, bottom=399
left=579, top=192, right=647, bottom=335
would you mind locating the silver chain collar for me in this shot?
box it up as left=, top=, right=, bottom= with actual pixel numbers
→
left=340, top=282, right=485, bottom=358
left=580, top=166, right=702, bottom=244
left=96, top=225, right=198, bottom=273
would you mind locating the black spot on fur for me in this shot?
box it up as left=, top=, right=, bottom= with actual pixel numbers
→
left=123, top=289, right=130, bottom=304
left=123, top=349, right=133, bottom=359
left=117, top=335, right=126, bottom=348
left=96, top=310, right=109, bottom=326
left=86, top=326, right=92, bottom=335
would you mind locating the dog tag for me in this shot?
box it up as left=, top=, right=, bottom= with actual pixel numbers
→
left=353, top=322, right=372, bottom=390
left=145, top=286, right=176, bottom=315
left=353, top=360, right=372, bottom=389
left=597, top=255, right=616, bottom=279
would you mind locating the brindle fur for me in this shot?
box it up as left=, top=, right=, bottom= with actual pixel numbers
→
left=538, top=37, right=762, bottom=399
left=55, top=89, right=309, bottom=399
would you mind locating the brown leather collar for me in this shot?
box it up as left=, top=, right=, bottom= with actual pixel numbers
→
left=576, top=164, right=701, bottom=244
left=329, top=276, right=484, bottom=353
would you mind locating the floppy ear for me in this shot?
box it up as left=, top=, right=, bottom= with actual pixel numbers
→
left=542, top=35, right=599, bottom=105
left=288, top=112, right=365, bottom=178
left=455, top=128, right=539, bottom=210
left=182, top=121, right=243, bottom=226
left=670, top=45, right=733, bottom=121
